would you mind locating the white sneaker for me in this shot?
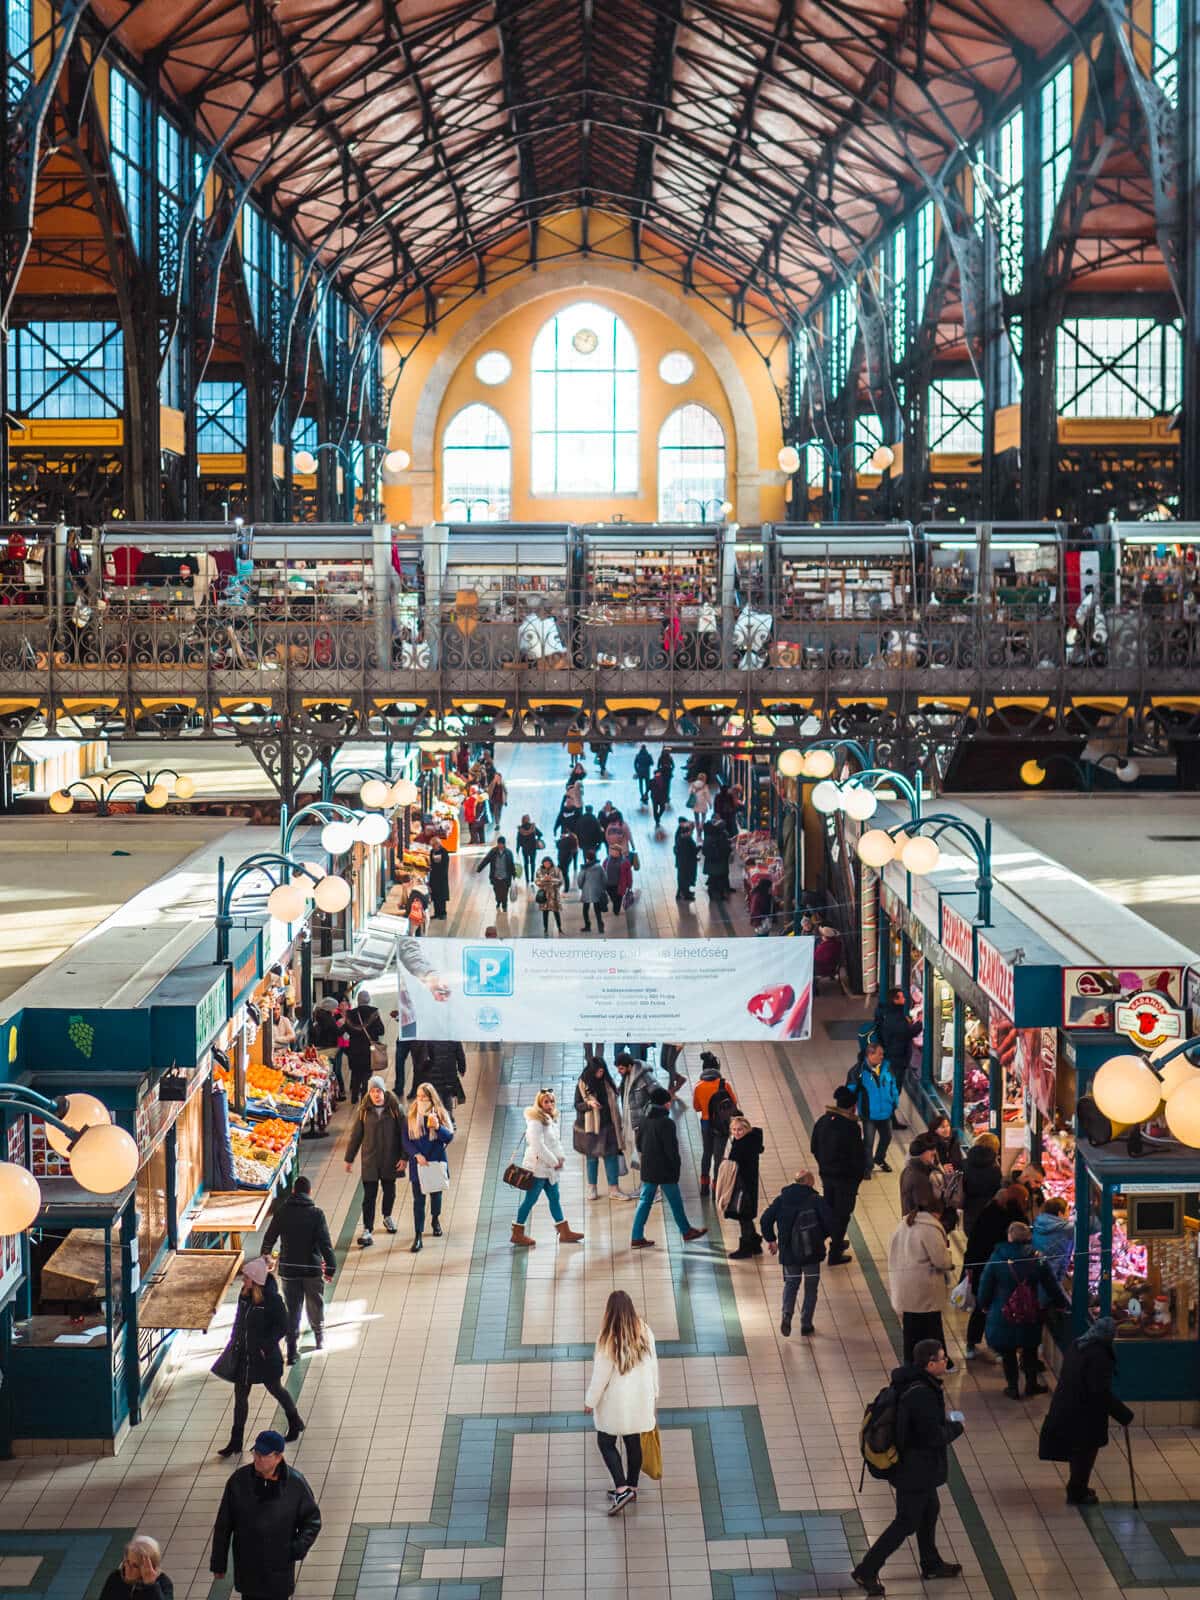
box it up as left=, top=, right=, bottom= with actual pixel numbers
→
left=358, top=1230, right=374, bottom=1247
left=586, top=1185, right=600, bottom=1201
left=609, top=1188, right=635, bottom=1201
left=382, top=1215, right=398, bottom=1234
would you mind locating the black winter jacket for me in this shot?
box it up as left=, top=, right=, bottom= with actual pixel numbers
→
left=701, top=826, right=731, bottom=871
left=1039, top=1336, right=1133, bottom=1460
left=962, top=1146, right=1003, bottom=1233
left=262, top=1192, right=335, bottom=1281
left=218, top=1279, right=289, bottom=1385
left=962, top=1194, right=1026, bottom=1289
left=476, top=845, right=516, bottom=884
left=888, top=1363, right=963, bottom=1490
left=417, top=1040, right=468, bottom=1101
left=810, top=1107, right=864, bottom=1184
left=638, top=1105, right=681, bottom=1184
left=674, top=833, right=699, bottom=878
left=874, top=1000, right=921, bottom=1071
left=724, top=1127, right=763, bottom=1220
left=210, top=1461, right=321, bottom=1598
left=98, top=1573, right=173, bottom=1600
left=759, top=1183, right=834, bottom=1268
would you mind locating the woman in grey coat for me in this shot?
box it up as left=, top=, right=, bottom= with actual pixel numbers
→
left=344, top=1076, right=406, bottom=1247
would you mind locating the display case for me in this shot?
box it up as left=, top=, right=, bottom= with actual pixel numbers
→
left=919, top=523, right=1063, bottom=615
left=1098, top=522, right=1200, bottom=614
left=579, top=525, right=723, bottom=668
left=768, top=525, right=916, bottom=620
left=439, top=525, right=571, bottom=667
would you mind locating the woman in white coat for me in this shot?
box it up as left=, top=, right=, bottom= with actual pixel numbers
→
left=887, top=1205, right=954, bottom=1367
left=511, top=1090, right=584, bottom=1247
left=584, top=1290, right=659, bottom=1515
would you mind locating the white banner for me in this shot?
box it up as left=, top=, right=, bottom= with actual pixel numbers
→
left=393, top=936, right=814, bottom=1043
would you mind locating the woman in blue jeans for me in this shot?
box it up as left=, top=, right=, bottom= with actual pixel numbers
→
left=631, top=1090, right=707, bottom=1249
left=574, top=1055, right=634, bottom=1201
left=511, top=1090, right=584, bottom=1246
left=401, top=1083, right=454, bottom=1254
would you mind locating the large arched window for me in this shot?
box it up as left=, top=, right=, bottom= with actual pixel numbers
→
left=657, top=404, right=726, bottom=521
left=531, top=301, right=638, bottom=494
left=442, top=403, right=511, bottom=522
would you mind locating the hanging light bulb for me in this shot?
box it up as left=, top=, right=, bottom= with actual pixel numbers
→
left=810, top=780, right=843, bottom=814
left=172, top=775, right=196, bottom=800
left=1166, top=1076, right=1200, bottom=1146
left=776, top=749, right=806, bottom=778
left=69, top=1123, right=139, bottom=1194
left=144, top=784, right=169, bottom=810
left=49, top=790, right=75, bottom=814
left=320, top=820, right=356, bottom=855
left=267, top=882, right=307, bottom=922
left=842, top=785, right=879, bottom=822
left=0, top=1164, right=41, bottom=1233
left=901, top=836, right=941, bottom=875
left=1157, top=1056, right=1196, bottom=1102
left=868, top=443, right=896, bottom=472
left=1093, top=1053, right=1166, bottom=1127
left=777, top=445, right=801, bottom=474
left=383, top=449, right=411, bottom=473
left=390, top=778, right=419, bottom=807
left=355, top=812, right=390, bottom=846
left=857, top=829, right=897, bottom=868
left=1020, top=760, right=1047, bottom=787
left=359, top=778, right=391, bottom=810
left=801, top=749, right=836, bottom=779
left=293, top=450, right=318, bottom=474
left=314, top=875, right=352, bottom=914
left=47, top=1094, right=111, bottom=1158
left=1115, top=759, right=1140, bottom=784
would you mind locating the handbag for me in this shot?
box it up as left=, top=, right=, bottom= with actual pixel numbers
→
left=370, top=1043, right=389, bottom=1073
left=210, top=1344, right=239, bottom=1383
left=535, top=888, right=548, bottom=905
left=640, top=1423, right=663, bottom=1481
left=502, top=1137, right=535, bottom=1191
left=417, top=1162, right=449, bottom=1194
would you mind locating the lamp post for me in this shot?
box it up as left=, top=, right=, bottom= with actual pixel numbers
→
left=0, top=1086, right=139, bottom=1231
left=852, top=814, right=994, bottom=927
left=278, top=800, right=367, bottom=859
left=321, top=766, right=407, bottom=808
left=49, top=768, right=196, bottom=816
left=214, top=851, right=352, bottom=963
left=1019, top=752, right=1141, bottom=790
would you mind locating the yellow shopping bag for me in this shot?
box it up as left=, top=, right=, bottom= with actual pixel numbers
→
left=640, top=1423, right=663, bottom=1481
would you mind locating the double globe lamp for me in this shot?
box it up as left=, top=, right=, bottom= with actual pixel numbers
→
left=0, top=1092, right=139, bottom=1235
left=776, top=747, right=942, bottom=876
left=1091, top=1048, right=1200, bottom=1149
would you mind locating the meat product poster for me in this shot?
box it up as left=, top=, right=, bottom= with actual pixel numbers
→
left=394, top=937, right=815, bottom=1042
left=1062, top=966, right=1182, bottom=1029
left=991, top=1013, right=1057, bottom=1121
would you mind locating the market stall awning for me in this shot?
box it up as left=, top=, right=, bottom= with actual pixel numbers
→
left=138, top=1248, right=243, bottom=1331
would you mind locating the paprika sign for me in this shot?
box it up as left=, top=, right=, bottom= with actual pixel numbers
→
left=939, top=902, right=975, bottom=975
left=977, top=935, right=1014, bottom=1017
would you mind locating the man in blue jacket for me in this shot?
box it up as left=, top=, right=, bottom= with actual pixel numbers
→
left=852, top=1041, right=899, bottom=1180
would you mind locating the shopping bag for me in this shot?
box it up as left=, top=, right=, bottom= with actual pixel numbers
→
left=640, top=1423, right=663, bottom=1481
left=949, top=1273, right=975, bottom=1312
left=417, top=1162, right=450, bottom=1194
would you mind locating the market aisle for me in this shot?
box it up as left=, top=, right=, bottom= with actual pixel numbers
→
left=0, top=746, right=1198, bottom=1600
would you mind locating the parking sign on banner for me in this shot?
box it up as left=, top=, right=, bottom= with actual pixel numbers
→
left=396, top=937, right=816, bottom=1043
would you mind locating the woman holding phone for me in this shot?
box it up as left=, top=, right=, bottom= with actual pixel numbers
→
left=402, top=1083, right=455, bottom=1254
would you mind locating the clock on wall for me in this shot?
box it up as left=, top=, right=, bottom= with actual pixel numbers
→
left=571, top=327, right=599, bottom=355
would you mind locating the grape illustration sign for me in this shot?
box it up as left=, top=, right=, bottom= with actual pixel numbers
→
left=398, top=937, right=815, bottom=1043
left=68, top=1016, right=95, bottom=1059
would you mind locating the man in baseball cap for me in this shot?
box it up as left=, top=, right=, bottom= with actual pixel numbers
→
left=211, top=1428, right=321, bottom=1600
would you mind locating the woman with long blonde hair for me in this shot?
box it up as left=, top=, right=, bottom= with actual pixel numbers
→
left=511, top=1089, right=583, bottom=1248
left=584, top=1289, right=659, bottom=1515
left=401, top=1081, right=454, bottom=1253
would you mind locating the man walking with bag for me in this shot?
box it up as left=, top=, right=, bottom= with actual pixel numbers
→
left=852, top=1340, right=964, bottom=1596
left=261, top=1176, right=335, bottom=1363
left=760, top=1169, right=834, bottom=1336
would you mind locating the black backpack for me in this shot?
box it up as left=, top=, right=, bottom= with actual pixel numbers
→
left=859, top=1380, right=917, bottom=1483
left=708, top=1081, right=737, bottom=1136
left=788, top=1202, right=823, bottom=1264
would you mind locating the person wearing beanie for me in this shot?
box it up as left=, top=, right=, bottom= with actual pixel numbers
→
left=692, top=1052, right=738, bottom=1196
left=976, top=1218, right=1068, bottom=1398
left=212, top=1260, right=305, bottom=1456
left=899, top=1132, right=945, bottom=1218
left=211, top=1427, right=321, bottom=1599
left=631, top=1088, right=707, bottom=1249
left=809, top=1085, right=864, bottom=1265
left=1039, top=1316, right=1133, bottom=1504
left=344, top=1077, right=406, bottom=1247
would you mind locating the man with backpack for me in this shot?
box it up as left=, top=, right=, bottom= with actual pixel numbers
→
left=692, top=1051, right=737, bottom=1196
left=759, top=1169, right=834, bottom=1337
left=853, top=1339, right=964, bottom=1597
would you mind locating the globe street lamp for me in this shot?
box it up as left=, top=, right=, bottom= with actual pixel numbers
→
left=851, top=813, right=994, bottom=926
left=0, top=1085, right=139, bottom=1231
left=214, top=852, right=352, bottom=963
left=49, top=768, right=195, bottom=817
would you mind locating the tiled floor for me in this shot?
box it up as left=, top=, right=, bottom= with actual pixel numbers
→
left=4, top=745, right=1200, bottom=1600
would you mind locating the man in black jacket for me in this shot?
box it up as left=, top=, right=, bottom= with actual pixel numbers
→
left=809, top=1085, right=863, bottom=1266
left=415, top=1038, right=468, bottom=1111
left=211, top=1429, right=321, bottom=1600
left=674, top=819, right=699, bottom=900
left=851, top=1341, right=964, bottom=1596
left=631, top=1090, right=707, bottom=1249
left=760, top=1170, right=834, bottom=1336
left=262, top=1177, right=336, bottom=1363
left=573, top=806, right=604, bottom=854
left=475, top=836, right=517, bottom=911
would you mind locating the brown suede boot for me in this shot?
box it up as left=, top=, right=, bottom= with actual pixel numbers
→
left=511, top=1222, right=537, bottom=1247
left=555, top=1220, right=584, bottom=1243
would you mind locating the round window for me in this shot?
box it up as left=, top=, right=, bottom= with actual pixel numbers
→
left=658, top=350, right=694, bottom=385
left=474, top=350, right=512, bottom=386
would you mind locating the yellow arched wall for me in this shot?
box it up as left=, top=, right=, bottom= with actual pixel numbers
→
left=381, top=218, right=789, bottom=526
left=434, top=288, right=736, bottom=524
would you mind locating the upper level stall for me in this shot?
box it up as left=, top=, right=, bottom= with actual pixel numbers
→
left=576, top=523, right=727, bottom=669
left=428, top=523, right=573, bottom=668
left=761, top=523, right=916, bottom=670
left=919, top=523, right=1065, bottom=616
left=1093, top=522, right=1200, bottom=615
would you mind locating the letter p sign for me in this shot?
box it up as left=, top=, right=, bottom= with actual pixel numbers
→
left=463, top=945, right=513, bottom=997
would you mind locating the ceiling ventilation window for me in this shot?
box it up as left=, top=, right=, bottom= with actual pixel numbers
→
left=531, top=302, right=638, bottom=494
